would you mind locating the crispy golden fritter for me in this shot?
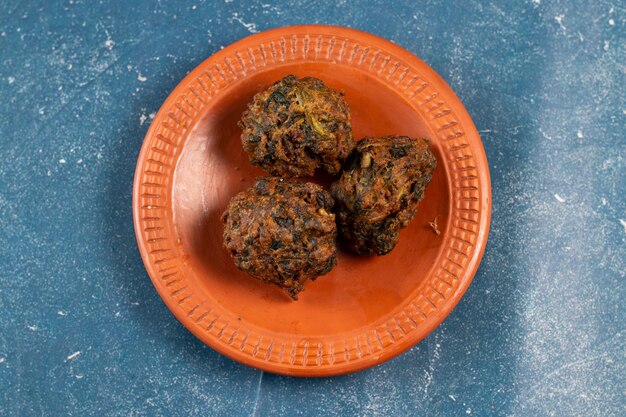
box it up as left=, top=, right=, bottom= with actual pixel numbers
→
left=330, top=136, right=436, bottom=256
left=239, top=75, right=354, bottom=177
left=222, top=177, right=337, bottom=299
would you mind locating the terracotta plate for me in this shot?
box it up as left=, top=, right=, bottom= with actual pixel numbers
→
left=133, top=25, right=491, bottom=376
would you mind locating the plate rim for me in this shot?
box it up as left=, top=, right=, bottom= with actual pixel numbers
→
left=133, top=24, right=491, bottom=377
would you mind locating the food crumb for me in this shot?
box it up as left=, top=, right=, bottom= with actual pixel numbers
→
left=429, top=216, right=441, bottom=235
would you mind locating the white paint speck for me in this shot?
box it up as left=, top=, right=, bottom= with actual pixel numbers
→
left=449, top=394, right=456, bottom=401
left=192, top=4, right=196, bottom=9
left=577, top=129, right=583, bottom=139
left=66, top=351, right=81, bottom=361
left=127, top=65, right=133, bottom=71
left=140, top=114, right=147, bottom=125
left=115, top=311, right=121, bottom=317
left=539, top=128, right=552, bottom=140
left=149, top=112, right=156, bottom=120
left=27, top=324, right=37, bottom=331
left=57, top=310, right=67, bottom=316
left=131, top=302, right=140, bottom=306
left=555, top=14, right=566, bottom=32
left=47, top=170, right=52, bottom=176
left=67, top=63, right=73, bottom=70
left=59, top=159, right=66, bottom=164
left=604, top=41, right=610, bottom=51
left=231, top=12, right=258, bottom=33
left=608, top=19, right=615, bottom=26
left=554, top=194, right=566, bottom=203
left=466, top=408, right=472, bottom=415
left=137, top=74, right=147, bottom=82
left=601, top=198, right=607, bottom=206
left=75, top=374, right=84, bottom=379
left=7, top=76, right=15, bottom=84
left=96, top=22, right=115, bottom=51
left=619, top=219, right=626, bottom=233
left=0, top=357, right=5, bottom=364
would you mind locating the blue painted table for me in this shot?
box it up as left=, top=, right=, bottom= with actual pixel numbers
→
left=1, top=1, right=624, bottom=416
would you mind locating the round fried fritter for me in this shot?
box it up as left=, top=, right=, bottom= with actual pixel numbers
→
left=330, top=136, right=436, bottom=256
left=239, top=75, right=354, bottom=177
left=222, top=177, right=337, bottom=299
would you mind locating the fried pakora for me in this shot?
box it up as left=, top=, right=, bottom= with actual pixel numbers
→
left=239, top=75, right=354, bottom=177
left=222, top=177, right=337, bottom=299
left=330, top=136, right=436, bottom=256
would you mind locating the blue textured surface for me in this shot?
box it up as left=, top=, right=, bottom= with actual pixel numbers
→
left=1, top=1, right=624, bottom=416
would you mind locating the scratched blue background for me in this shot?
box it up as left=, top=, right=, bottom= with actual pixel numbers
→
left=1, top=1, right=624, bottom=416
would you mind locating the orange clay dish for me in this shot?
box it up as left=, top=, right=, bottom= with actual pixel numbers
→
left=133, top=25, right=491, bottom=377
